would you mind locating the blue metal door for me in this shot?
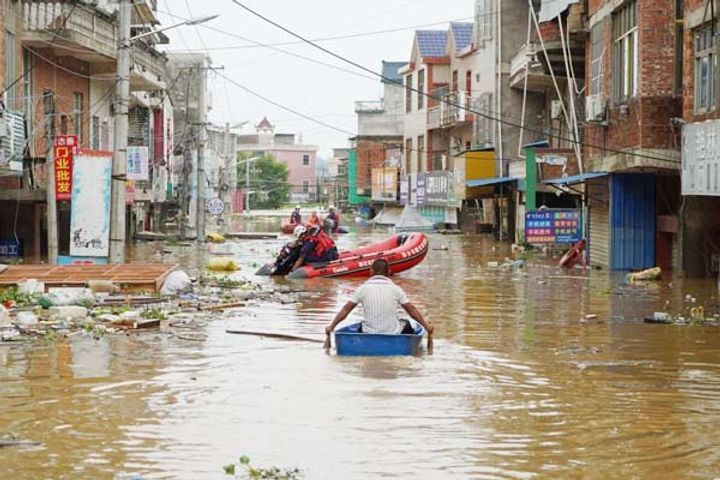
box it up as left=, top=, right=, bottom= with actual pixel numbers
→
left=611, top=173, right=656, bottom=270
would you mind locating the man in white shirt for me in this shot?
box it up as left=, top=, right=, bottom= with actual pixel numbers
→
left=325, top=259, right=433, bottom=340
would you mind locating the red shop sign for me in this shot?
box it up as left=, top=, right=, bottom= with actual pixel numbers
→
left=54, top=135, right=78, bottom=201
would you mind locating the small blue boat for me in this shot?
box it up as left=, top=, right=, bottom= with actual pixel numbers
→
left=334, top=322, right=425, bottom=356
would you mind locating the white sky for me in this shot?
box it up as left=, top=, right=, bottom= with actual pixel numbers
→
left=157, top=0, right=474, bottom=157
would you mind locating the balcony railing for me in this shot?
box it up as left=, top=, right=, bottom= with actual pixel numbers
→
left=427, top=91, right=474, bottom=129
left=427, top=105, right=441, bottom=130
left=23, top=1, right=117, bottom=59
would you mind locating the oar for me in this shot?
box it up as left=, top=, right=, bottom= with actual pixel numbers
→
left=226, top=329, right=324, bottom=343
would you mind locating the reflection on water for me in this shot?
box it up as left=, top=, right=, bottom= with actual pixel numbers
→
left=2, top=219, right=720, bottom=479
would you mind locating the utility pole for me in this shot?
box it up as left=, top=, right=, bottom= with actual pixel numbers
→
left=195, top=61, right=209, bottom=241
left=46, top=148, right=58, bottom=264
left=109, top=0, right=131, bottom=263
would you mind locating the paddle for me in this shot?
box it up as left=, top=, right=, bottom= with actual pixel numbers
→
left=226, top=329, right=324, bottom=344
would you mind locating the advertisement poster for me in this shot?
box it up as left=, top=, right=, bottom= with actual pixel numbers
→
left=54, top=135, right=78, bottom=201
left=69, top=150, right=112, bottom=258
left=525, top=209, right=582, bottom=244
left=127, top=146, right=149, bottom=180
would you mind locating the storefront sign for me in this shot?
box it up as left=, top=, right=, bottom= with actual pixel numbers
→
left=416, top=172, right=427, bottom=206
left=525, top=209, right=581, bottom=244
left=399, top=176, right=409, bottom=205
left=70, top=150, right=112, bottom=258
left=371, top=167, right=399, bottom=202
left=127, top=146, right=149, bottom=180
left=206, top=197, right=225, bottom=215
left=0, top=239, right=21, bottom=257
left=125, top=181, right=135, bottom=206
left=54, top=135, right=77, bottom=201
left=682, top=120, right=720, bottom=196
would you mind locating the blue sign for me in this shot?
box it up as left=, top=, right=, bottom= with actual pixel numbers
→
left=0, top=239, right=22, bottom=257
left=525, top=209, right=582, bottom=244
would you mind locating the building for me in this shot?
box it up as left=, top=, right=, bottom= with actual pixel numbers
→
left=354, top=61, right=405, bottom=206
left=0, top=0, right=168, bottom=260
left=166, top=53, right=211, bottom=238
left=579, top=0, right=681, bottom=271
left=236, top=117, right=318, bottom=203
left=206, top=123, right=240, bottom=224
left=680, top=0, right=720, bottom=277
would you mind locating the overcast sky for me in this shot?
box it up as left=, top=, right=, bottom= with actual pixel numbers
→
left=157, top=0, right=474, bottom=157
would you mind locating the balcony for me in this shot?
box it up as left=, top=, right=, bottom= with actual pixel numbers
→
left=427, top=91, right=474, bottom=130
left=23, top=1, right=166, bottom=90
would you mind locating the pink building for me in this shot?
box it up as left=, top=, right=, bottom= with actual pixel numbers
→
left=236, top=118, right=318, bottom=202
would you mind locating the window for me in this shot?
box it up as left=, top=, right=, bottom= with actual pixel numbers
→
left=302, top=154, right=309, bottom=166
left=694, top=24, right=718, bottom=112
left=417, top=69, right=425, bottom=110
left=465, top=71, right=472, bottom=94
left=405, top=137, right=413, bottom=173
left=452, top=70, right=458, bottom=92
left=91, top=116, right=100, bottom=149
left=73, top=92, right=83, bottom=142
left=5, top=30, right=16, bottom=106
left=405, top=75, right=412, bottom=113
left=417, top=135, right=425, bottom=171
left=302, top=180, right=309, bottom=193
left=612, top=0, right=638, bottom=103
left=590, top=22, right=604, bottom=95
left=101, top=120, right=109, bottom=150
left=43, top=90, right=55, bottom=147
left=60, top=115, right=68, bottom=135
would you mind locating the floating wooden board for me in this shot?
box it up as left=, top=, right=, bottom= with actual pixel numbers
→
left=0, top=263, right=178, bottom=292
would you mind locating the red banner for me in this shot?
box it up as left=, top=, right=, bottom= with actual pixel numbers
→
left=54, top=135, right=78, bottom=201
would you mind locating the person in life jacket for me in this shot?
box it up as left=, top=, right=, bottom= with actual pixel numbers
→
left=324, top=205, right=340, bottom=233
left=290, top=205, right=302, bottom=224
left=558, top=239, right=587, bottom=269
left=291, top=225, right=339, bottom=271
left=308, top=210, right=321, bottom=226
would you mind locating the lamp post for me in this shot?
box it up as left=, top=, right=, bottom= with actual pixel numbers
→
left=109, top=3, right=217, bottom=263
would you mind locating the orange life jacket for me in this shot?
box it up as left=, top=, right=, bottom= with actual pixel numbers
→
left=308, top=213, right=320, bottom=225
left=312, top=230, right=336, bottom=257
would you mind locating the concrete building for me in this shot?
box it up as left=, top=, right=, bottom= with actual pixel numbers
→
left=0, top=0, right=167, bottom=259
left=236, top=117, right=318, bottom=203
left=206, top=123, right=240, bottom=224
left=680, top=0, right=720, bottom=277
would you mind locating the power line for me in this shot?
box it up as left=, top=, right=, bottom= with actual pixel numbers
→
left=226, top=0, right=682, bottom=166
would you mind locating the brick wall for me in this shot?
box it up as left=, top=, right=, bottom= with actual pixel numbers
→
left=29, top=51, right=91, bottom=158
left=584, top=0, right=681, bottom=168
left=356, top=139, right=393, bottom=193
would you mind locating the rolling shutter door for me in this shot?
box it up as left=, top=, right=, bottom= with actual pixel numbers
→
left=587, top=177, right=610, bottom=269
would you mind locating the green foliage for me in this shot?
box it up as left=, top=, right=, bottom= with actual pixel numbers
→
left=0, top=287, right=36, bottom=306
left=238, top=153, right=291, bottom=209
left=141, top=308, right=166, bottom=321
left=223, top=455, right=301, bottom=479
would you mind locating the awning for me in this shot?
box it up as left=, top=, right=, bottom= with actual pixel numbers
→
left=466, top=177, right=519, bottom=188
left=543, top=172, right=608, bottom=185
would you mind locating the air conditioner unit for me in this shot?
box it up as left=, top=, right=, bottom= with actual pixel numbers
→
left=551, top=100, right=564, bottom=120
left=585, top=94, right=607, bottom=123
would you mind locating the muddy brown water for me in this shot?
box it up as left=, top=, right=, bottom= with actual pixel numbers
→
left=2, top=220, right=720, bottom=479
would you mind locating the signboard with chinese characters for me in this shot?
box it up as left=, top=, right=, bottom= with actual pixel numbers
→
left=682, top=120, right=720, bottom=196
left=206, top=197, right=225, bottom=216
left=54, top=135, right=77, bottom=201
left=126, top=146, right=149, bottom=181
left=0, top=239, right=21, bottom=257
left=425, top=171, right=460, bottom=207
left=525, top=209, right=582, bottom=244
left=70, top=150, right=112, bottom=258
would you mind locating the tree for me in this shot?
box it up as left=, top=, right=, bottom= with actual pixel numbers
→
left=237, top=153, right=291, bottom=209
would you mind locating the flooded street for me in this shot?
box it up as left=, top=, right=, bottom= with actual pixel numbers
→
left=2, top=221, right=720, bottom=479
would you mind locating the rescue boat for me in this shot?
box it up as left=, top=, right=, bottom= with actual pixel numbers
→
left=256, top=232, right=429, bottom=279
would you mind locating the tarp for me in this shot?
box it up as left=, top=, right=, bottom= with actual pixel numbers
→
left=466, top=177, right=519, bottom=188
left=371, top=207, right=404, bottom=226
left=394, top=204, right=435, bottom=232
left=538, top=0, right=579, bottom=23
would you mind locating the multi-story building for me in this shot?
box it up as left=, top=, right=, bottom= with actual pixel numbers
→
left=353, top=61, right=405, bottom=207
left=206, top=123, right=240, bottom=222
left=680, top=0, right=720, bottom=277
left=578, top=0, right=681, bottom=271
left=236, top=117, right=318, bottom=203
left=0, top=0, right=168, bottom=259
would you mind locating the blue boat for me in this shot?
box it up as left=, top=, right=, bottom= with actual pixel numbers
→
left=334, top=322, right=425, bottom=356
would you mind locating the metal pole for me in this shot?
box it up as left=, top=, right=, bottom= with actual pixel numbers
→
left=46, top=147, right=58, bottom=264
left=109, top=0, right=131, bottom=263
left=196, top=63, right=207, bottom=240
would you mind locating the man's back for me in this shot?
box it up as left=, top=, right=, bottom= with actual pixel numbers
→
left=351, top=275, right=408, bottom=334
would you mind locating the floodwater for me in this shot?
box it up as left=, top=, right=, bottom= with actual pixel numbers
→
left=2, top=220, right=720, bottom=479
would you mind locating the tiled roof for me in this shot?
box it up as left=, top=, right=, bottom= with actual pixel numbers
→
left=381, top=61, right=406, bottom=84
left=416, top=30, right=448, bottom=58
left=450, top=22, right=474, bottom=50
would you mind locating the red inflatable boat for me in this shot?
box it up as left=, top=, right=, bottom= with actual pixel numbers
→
left=286, top=232, right=429, bottom=279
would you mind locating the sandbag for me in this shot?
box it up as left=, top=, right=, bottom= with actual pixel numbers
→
left=207, top=257, right=239, bottom=272
left=160, top=270, right=192, bottom=295
left=206, top=232, right=226, bottom=243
